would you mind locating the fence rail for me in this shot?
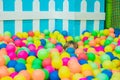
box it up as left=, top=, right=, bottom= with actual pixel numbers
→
left=0, top=0, right=105, bottom=35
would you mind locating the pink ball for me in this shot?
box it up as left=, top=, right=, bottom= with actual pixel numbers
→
left=10, top=72, right=18, bottom=78
left=82, top=37, right=88, bottom=42
left=42, top=58, right=51, bottom=68
left=62, top=57, right=70, bottom=66
left=14, top=40, right=22, bottom=47
left=45, top=66, right=55, bottom=73
left=18, top=50, right=28, bottom=59
left=8, top=52, right=16, bottom=60
left=95, top=46, right=104, bottom=52
left=28, top=44, right=36, bottom=51
left=55, top=45, right=63, bottom=53
left=6, top=44, right=16, bottom=53
left=79, top=78, right=87, bottom=80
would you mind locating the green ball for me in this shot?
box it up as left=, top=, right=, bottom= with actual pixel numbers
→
left=27, top=37, right=33, bottom=42
left=100, top=54, right=110, bottom=63
left=74, top=36, right=80, bottom=42
left=107, top=36, right=113, bottom=41
left=45, top=35, right=50, bottom=39
left=96, top=73, right=109, bottom=80
left=92, top=31, right=98, bottom=36
left=43, top=69, right=49, bottom=80
left=84, top=40, right=89, bottom=45
left=17, top=58, right=26, bottom=64
left=32, top=64, right=42, bottom=69
left=4, top=31, right=12, bottom=37
left=87, top=52, right=96, bottom=61
left=104, top=40, right=111, bottom=46
left=3, top=55, right=10, bottom=65
left=115, top=46, right=120, bottom=54
left=38, top=49, right=49, bottom=60
left=89, top=62, right=98, bottom=69
left=44, top=30, right=50, bottom=36
left=45, top=42, right=55, bottom=49
left=32, top=58, right=42, bottom=65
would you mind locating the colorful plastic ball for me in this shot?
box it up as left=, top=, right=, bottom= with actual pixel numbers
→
left=18, top=50, right=28, bottom=60
left=0, top=66, right=9, bottom=78
left=52, top=58, right=63, bottom=69
left=8, top=52, right=16, bottom=60
left=42, top=58, right=51, bottom=68
left=100, top=54, right=111, bottom=63
left=115, top=46, right=120, bottom=54
left=3, top=36, right=11, bottom=43
left=43, top=69, right=49, bottom=80
left=10, top=72, right=18, bottom=78
left=102, top=69, right=112, bottom=78
left=103, top=29, right=110, bottom=36
left=19, top=70, right=31, bottom=80
left=1, top=76, right=12, bottom=80
left=28, top=44, right=36, bottom=51
left=3, top=55, right=10, bottom=65
left=28, top=31, right=34, bottom=37
left=45, top=66, right=55, bottom=73
left=72, top=73, right=84, bottom=80
left=6, top=44, right=16, bottom=53
left=78, top=53, right=88, bottom=60
left=86, top=76, right=94, bottom=80
left=91, top=31, right=98, bottom=36
left=28, top=51, right=36, bottom=56
left=78, top=59, right=88, bottom=65
left=80, top=78, right=88, bottom=80
left=70, top=53, right=77, bottom=57
left=66, top=47, right=75, bottom=53
left=96, top=73, right=109, bottom=80
left=89, top=62, right=98, bottom=70
left=102, top=60, right=113, bottom=69
left=7, top=60, right=17, bottom=68
left=37, top=49, right=49, bottom=60
left=87, top=52, right=96, bottom=61
left=44, top=29, right=50, bottom=36
left=17, top=58, right=26, bottom=64
left=56, top=45, right=63, bottom=53
left=0, top=43, right=7, bottom=49
left=14, top=39, right=22, bottom=47
left=32, top=69, right=45, bottom=80
left=58, top=66, right=70, bottom=79
left=14, top=74, right=26, bottom=80
left=50, top=70, right=60, bottom=80
left=106, top=52, right=115, bottom=60
left=104, top=45, right=113, bottom=52
left=62, top=57, right=70, bottom=66
left=0, top=56, right=5, bottom=66
left=15, top=63, right=26, bottom=72
left=32, top=64, right=42, bottom=69
left=104, top=40, right=111, bottom=46
left=45, top=42, right=55, bottom=48
left=62, top=31, right=68, bottom=36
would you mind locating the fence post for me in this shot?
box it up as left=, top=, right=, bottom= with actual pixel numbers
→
left=63, top=0, right=69, bottom=31
left=49, top=0, right=55, bottom=32
left=33, top=0, right=40, bottom=31
left=94, top=0, right=100, bottom=31
left=0, top=0, right=3, bottom=34
left=15, top=0, right=22, bottom=33
left=80, top=0, right=87, bottom=34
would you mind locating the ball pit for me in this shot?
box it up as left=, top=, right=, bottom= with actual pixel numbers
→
left=0, top=28, right=120, bottom=80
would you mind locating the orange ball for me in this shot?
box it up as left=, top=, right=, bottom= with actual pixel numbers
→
left=32, top=69, right=45, bottom=80
left=78, top=41, right=83, bottom=46
left=0, top=66, right=9, bottom=78
left=0, top=35, right=4, bottom=41
left=3, top=36, right=11, bottom=43
left=19, top=70, right=31, bottom=80
left=89, top=40, right=96, bottom=47
left=109, top=33, right=115, bottom=38
left=95, top=38, right=100, bottom=44
left=50, top=48, right=59, bottom=53
left=75, top=48, right=84, bottom=56
left=109, top=28, right=114, bottom=33
left=49, top=38, right=57, bottom=44
left=0, top=56, right=5, bottom=66
left=82, top=70, right=93, bottom=77
left=0, top=48, right=7, bottom=55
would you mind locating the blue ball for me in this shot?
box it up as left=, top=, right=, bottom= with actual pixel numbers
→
left=78, top=59, right=88, bottom=65
left=82, top=30, right=89, bottom=34
left=29, top=51, right=36, bottom=56
left=102, top=69, right=112, bottom=78
left=14, top=37, right=20, bottom=41
left=7, top=60, right=17, bottom=68
left=15, top=63, right=26, bottom=72
left=0, top=43, right=7, bottom=49
left=40, top=39, right=46, bottom=46
left=50, top=70, right=60, bottom=80
left=86, top=76, right=94, bottom=80
left=66, top=47, right=75, bottom=53
left=56, top=42, right=63, bottom=46
left=106, top=52, right=114, bottom=60
left=61, top=31, right=68, bottom=36
left=70, top=53, right=77, bottom=57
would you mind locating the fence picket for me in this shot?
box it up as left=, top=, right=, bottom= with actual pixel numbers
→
left=15, top=0, right=22, bottom=33
left=80, top=0, right=87, bottom=34
left=33, top=0, right=40, bottom=31
left=94, top=0, right=100, bottom=31
left=63, top=0, right=69, bottom=31
left=49, top=0, right=55, bottom=32
left=0, top=0, right=3, bottom=34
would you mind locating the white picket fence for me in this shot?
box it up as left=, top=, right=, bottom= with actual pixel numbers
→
left=0, top=0, right=105, bottom=35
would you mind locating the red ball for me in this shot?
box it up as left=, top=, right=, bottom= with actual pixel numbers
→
left=28, top=31, right=34, bottom=37
left=78, top=53, right=88, bottom=60
left=42, top=58, right=51, bottom=68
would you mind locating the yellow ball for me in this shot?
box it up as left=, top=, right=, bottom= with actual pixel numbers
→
left=114, top=38, right=118, bottom=42
left=60, top=52, right=70, bottom=59
left=27, top=68, right=34, bottom=75
left=104, top=45, right=113, bottom=52
left=103, top=29, right=110, bottom=36
left=81, top=64, right=92, bottom=71
left=100, top=39, right=105, bottom=46
left=52, top=58, right=63, bottom=69
left=34, top=31, right=40, bottom=37
left=22, top=32, right=28, bottom=38
left=66, top=36, right=73, bottom=41
left=72, top=73, right=83, bottom=80
left=34, top=40, right=41, bottom=47
left=102, top=60, right=113, bottom=69
left=14, top=74, right=26, bottom=80
left=112, top=59, right=120, bottom=67
left=58, top=66, right=70, bottom=79
left=80, top=35, right=84, bottom=40
left=8, top=68, right=15, bottom=74
left=84, top=32, right=91, bottom=37
left=93, top=69, right=101, bottom=76
left=26, top=63, right=32, bottom=70
left=16, top=32, right=22, bottom=38
left=111, top=72, right=120, bottom=80
left=98, top=51, right=105, bottom=56
left=1, top=76, right=12, bottom=80
left=26, top=56, right=36, bottom=64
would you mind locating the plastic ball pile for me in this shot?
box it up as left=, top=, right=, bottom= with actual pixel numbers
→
left=0, top=28, right=120, bottom=80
